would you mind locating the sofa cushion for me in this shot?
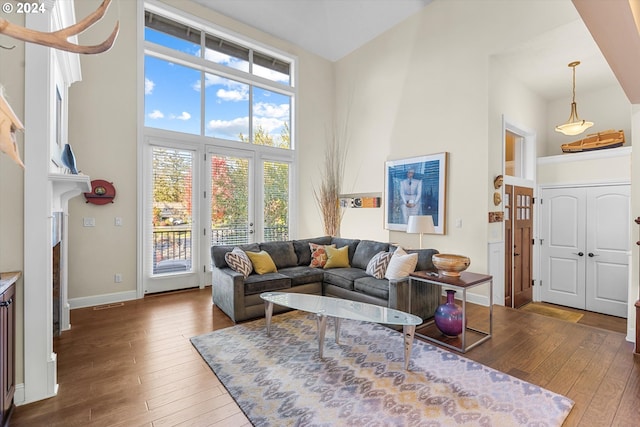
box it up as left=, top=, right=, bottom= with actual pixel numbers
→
left=309, top=243, right=335, bottom=268
left=405, top=248, right=440, bottom=272
left=211, top=243, right=260, bottom=269
left=365, top=251, right=393, bottom=279
left=324, top=245, right=350, bottom=269
left=246, top=250, right=278, bottom=274
left=224, top=247, right=253, bottom=278
left=243, top=272, right=290, bottom=295
left=322, top=268, right=369, bottom=291
left=278, top=266, right=324, bottom=286
left=331, top=237, right=361, bottom=262
left=385, top=247, right=418, bottom=279
left=259, top=241, right=298, bottom=269
left=354, top=276, right=390, bottom=300
left=293, top=236, right=332, bottom=266
left=352, top=240, right=390, bottom=269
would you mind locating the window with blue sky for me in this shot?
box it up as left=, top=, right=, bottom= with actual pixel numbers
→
left=144, top=10, right=293, bottom=148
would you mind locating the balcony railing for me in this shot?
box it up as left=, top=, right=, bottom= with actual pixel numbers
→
left=153, top=225, right=289, bottom=274
left=153, top=227, right=191, bottom=274
left=210, top=225, right=289, bottom=246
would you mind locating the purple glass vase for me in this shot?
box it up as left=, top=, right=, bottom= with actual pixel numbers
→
left=434, top=289, right=464, bottom=337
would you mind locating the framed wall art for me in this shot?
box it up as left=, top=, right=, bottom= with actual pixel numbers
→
left=384, top=152, right=448, bottom=233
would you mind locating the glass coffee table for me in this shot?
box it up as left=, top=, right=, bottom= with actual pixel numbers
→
left=260, top=292, right=423, bottom=370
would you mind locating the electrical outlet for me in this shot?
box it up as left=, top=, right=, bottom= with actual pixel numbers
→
left=114, top=273, right=122, bottom=283
left=83, top=217, right=95, bottom=227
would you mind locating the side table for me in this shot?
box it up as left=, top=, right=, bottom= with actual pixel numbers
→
left=409, top=271, right=493, bottom=353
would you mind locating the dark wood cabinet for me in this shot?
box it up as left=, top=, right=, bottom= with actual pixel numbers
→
left=0, top=274, right=17, bottom=427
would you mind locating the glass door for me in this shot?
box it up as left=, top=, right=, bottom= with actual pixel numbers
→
left=207, top=148, right=256, bottom=248
left=204, top=147, right=293, bottom=269
left=143, top=143, right=201, bottom=294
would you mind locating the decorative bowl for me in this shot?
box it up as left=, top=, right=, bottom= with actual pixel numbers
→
left=432, top=254, right=470, bottom=277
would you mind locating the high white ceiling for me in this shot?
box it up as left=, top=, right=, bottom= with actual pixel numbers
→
left=195, top=0, right=620, bottom=101
left=194, top=0, right=433, bottom=61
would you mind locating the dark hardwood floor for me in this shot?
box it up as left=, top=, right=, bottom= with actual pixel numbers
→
left=10, top=288, right=639, bottom=426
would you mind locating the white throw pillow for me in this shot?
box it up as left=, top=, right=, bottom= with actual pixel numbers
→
left=384, top=247, right=418, bottom=280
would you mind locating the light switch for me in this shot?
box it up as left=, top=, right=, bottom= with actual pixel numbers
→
left=83, top=217, right=95, bottom=227
left=115, top=217, right=123, bottom=226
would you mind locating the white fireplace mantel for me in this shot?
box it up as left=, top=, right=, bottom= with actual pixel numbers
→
left=49, top=173, right=91, bottom=212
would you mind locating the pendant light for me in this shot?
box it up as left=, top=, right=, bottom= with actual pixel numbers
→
left=555, top=61, right=593, bottom=136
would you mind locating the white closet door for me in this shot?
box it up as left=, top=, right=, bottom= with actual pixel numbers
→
left=540, top=185, right=630, bottom=317
left=585, top=185, right=630, bottom=317
left=540, top=188, right=587, bottom=309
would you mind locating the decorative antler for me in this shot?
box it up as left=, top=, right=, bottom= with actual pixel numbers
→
left=0, top=0, right=119, bottom=54
left=0, top=91, right=25, bottom=169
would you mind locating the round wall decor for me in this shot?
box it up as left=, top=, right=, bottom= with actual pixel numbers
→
left=84, top=179, right=116, bottom=205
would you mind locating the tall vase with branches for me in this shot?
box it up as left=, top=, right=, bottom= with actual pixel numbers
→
left=313, top=125, right=349, bottom=237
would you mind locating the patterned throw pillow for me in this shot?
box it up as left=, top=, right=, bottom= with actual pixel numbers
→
left=366, top=251, right=393, bottom=279
left=309, top=243, right=335, bottom=268
left=384, top=247, right=418, bottom=280
left=224, top=247, right=253, bottom=278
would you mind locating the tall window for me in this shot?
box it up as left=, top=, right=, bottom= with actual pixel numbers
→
left=144, top=9, right=293, bottom=145
left=142, top=4, right=296, bottom=290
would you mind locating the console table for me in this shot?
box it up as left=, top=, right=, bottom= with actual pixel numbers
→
left=409, top=271, right=493, bottom=353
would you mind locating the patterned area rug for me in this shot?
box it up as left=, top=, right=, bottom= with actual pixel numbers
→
left=191, top=311, right=574, bottom=426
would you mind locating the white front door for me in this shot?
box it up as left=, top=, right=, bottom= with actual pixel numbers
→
left=540, top=185, right=630, bottom=317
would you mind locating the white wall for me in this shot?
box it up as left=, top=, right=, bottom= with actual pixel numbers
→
left=545, top=84, right=631, bottom=156
left=67, top=0, right=334, bottom=301
left=0, top=8, right=26, bottom=388
left=333, top=0, right=582, bottom=272
left=538, top=148, right=631, bottom=185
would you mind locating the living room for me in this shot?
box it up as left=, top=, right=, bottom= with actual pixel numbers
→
left=1, top=0, right=639, bottom=420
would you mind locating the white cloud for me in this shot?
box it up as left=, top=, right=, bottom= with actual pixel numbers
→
left=207, top=117, right=248, bottom=139
left=216, top=88, right=248, bottom=102
left=145, top=78, right=155, bottom=95
left=148, top=110, right=164, bottom=119
left=174, top=112, right=191, bottom=121
left=254, top=116, right=286, bottom=134
left=204, top=49, right=248, bottom=72
left=253, top=65, right=290, bottom=84
left=253, top=102, right=289, bottom=120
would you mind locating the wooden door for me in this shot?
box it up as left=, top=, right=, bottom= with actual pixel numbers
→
left=504, top=184, right=513, bottom=307
left=0, top=284, right=15, bottom=425
left=512, top=186, right=533, bottom=308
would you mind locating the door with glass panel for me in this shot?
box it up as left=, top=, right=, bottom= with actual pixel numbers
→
left=206, top=147, right=291, bottom=255
left=208, top=149, right=255, bottom=247
left=144, top=145, right=201, bottom=294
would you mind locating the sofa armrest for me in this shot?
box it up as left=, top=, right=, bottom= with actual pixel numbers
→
left=212, top=267, right=246, bottom=323
left=388, top=277, right=410, bottom=312
left=388, top=276, right=439, bottom=320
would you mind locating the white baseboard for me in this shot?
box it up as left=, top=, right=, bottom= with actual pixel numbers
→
left=68, top=290, right=138, bottom=309
left=14, top=383, right=24, bottom=405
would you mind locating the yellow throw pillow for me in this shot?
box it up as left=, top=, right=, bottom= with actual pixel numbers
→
left=246, top=250, right=277, bottom=275
left=324, top=245, right=350, bottom=269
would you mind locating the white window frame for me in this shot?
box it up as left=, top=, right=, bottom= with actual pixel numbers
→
left=137, top=0, right=298, bottom=297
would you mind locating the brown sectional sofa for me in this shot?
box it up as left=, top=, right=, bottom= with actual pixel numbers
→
left=211, top=236, right=440, bottom=323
